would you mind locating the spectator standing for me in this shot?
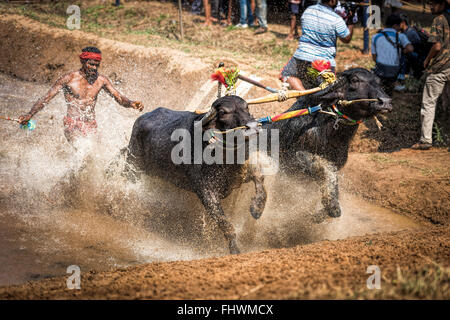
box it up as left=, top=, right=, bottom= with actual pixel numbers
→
left=360, top=0, right=370, bottom=54
left=397, top=14, right=428, bottom=80
left=236, top=0, right=255, bottom=28
left=287, top=0, right=302, bottom=41
left=222, top=0, right=233, bottom=26
left=203, top=0, right=223, bottom=26
left=254, top=0, right=269, bottom=34
left=280, top=0, right=354, bottom=91
left=371, top=14, right=413, bottom=95
left=191, top=0, right=203, bottom=15
left=412, top=0, right=450, bottom=150
left=203, top=0, right=214, bottom=26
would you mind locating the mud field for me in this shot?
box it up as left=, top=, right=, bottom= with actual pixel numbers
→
left=0, top=1, right=449, bottom=299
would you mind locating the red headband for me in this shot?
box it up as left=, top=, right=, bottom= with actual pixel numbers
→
left=79, top=52, right=102, bottom=61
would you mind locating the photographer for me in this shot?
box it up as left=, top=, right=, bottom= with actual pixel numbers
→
left=371, top=14, right=414, bottom=95
left=280, top=0, right=354, bottom=91
left=398, top=13, right=431, bottom=80
left=337, top=1, right=370, bottom=53
left=335, top=1, right=358, bottom=25
left=412, top=0, right=450, bottom=150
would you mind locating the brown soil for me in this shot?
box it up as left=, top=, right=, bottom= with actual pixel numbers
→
left=1, top=227, right=448, bottom=299
left=343, top=150, right=450, bottom=226
left=0, top=3, right=448, bottom=299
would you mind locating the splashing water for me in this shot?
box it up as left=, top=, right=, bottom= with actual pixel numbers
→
left=0, top=73, right=421, bottom=286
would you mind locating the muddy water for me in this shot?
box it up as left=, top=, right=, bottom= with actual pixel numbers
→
left=0, top=73, right=421, bottom=287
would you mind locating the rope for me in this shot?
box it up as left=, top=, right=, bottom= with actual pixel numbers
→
left=207, top=130, right=246, bottom=151
left=338, top=99, right=379, bottom=106
left=213, top=125, right=249, bottom=134
left=210, top=99, right=377, bottom=135
left=332, top=105, right=363, bottom=125
left=0, top=116, right=19, bottom=122
left=1, top=116, right=37, bottom=131
left=277, top=90, right=287, bottom=102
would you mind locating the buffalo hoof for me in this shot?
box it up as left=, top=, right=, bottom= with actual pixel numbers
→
left=250, top=204, right=262, bottom=219
left=327, top=205, right=341, bottom=218
left=229, top=239, right=241, bottom=255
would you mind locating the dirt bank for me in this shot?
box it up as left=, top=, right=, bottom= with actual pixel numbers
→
left=0, top=14, right=210, bottom=110
left=342, top=150, right=450, bottom=226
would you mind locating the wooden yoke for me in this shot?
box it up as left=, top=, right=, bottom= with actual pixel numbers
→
left=247, top=87, right=322, bottom=105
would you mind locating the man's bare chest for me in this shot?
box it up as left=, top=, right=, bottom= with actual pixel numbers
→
left=64, top=78, right=103, bottom=100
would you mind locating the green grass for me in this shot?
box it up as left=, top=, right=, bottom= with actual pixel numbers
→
left=369, top=154, right=391, bottom=164
left=156, top=13, right=169, bottom=25
left=433, top=123, right=444, bottom=144
left=272, top=43, right=292, bottom=58
left=126, top=29, right=157, bottom=36
left=124, top=8, right=138, bottom=18
left=85, top=4, right=105, bottom=14
left=225, top=25, right=238, bottom=32
left=369, top=154, right=448, bottom=177
left=286, top=263, right=449, bottom=299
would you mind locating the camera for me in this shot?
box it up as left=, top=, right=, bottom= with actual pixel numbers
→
left=342, top=1, right=359, bottom=15
left=340, top=1, right=360, bottom=25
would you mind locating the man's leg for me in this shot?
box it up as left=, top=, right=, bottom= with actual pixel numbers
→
left=247, top=0, right=254, bottom=26
left=191, top=0, right=202, bottom=14
left=203, top=0, right=212, bottom=25
left=254, top=0, right=268, bottom=34
left=362, top=1, right=370, bottom=54
left=211, top=0, right=220, bottom=21
left=418, top=70, right=449, bottom=145
left=395, top=55, right=408, bottom=92
left=281, top=57, right=306, bottom=91
left=237, top=0, right=248, bottom=26
left=287, top=77, right=306, bottom=91
left=287, top=13, right=297, bottom=40
left=442, top=81, right=450, bottom=118
left=226, top=0, right=232, bottom=25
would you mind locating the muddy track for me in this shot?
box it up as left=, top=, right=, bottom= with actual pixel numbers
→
left=0, top=227, right=448, bottom=299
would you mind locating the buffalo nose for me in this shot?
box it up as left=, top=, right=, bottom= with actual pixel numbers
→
left=243, top=121, right=261, bottom=137
left=378, top=97, right=393, bottom=112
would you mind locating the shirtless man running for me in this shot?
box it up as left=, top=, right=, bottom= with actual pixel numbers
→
left=19, top=46, right=144, bottom=145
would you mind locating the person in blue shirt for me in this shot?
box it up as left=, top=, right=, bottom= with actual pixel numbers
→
left=280, top=0, right=354, bottom=91
left=371, top=14, right=414, bottom=95
left=398, top=13, right=429, bottom=80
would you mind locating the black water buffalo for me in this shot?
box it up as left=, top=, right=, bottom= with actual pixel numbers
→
left=124, top=95, right=265, bottom=254
left=264, top=68, right=392, bottom=221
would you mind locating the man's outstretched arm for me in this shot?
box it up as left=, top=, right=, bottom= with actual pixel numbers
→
left=102, top=76, right=144, bottom=111
left=19, top=74, right=69, bottom=124
left=339, top=24, right=354, bottom=44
